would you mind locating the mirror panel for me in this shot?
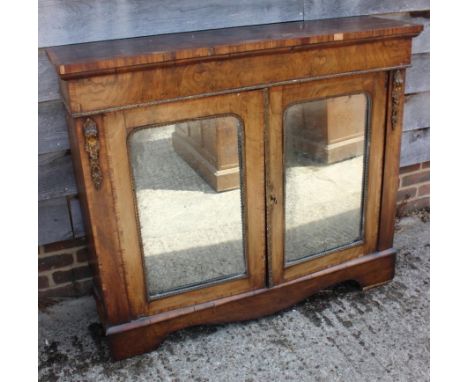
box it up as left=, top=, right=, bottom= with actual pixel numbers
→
left=128, top=116, right=246, bottom=297
left=284, top=94, right=369, bottom=264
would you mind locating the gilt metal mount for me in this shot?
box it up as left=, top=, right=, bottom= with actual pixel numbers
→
left=391, top=70, right=404, bottom=130
left=83, top=118, right=103, bottom=190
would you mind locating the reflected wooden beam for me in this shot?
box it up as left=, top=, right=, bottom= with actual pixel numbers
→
left=172, top=118, right=241, bottom=192
left=287, top=94, right=367, bottom=164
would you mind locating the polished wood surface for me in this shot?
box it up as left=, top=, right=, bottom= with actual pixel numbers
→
left=52, top=16, right=422, bottom=359
left=47, top=16, right=421, bottom=78
left=378, top=70, right=407, bottom=250
left=60, top=38, right=412, bottom=115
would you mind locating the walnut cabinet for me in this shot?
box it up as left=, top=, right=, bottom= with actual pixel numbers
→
left=47, top=16, right=422, bottom=359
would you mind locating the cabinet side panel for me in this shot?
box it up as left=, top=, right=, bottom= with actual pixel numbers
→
left=67, top=115, right=131, bottom=324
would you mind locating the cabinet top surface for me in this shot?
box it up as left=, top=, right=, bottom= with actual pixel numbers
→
left=47, top=16, right=422, bottom=78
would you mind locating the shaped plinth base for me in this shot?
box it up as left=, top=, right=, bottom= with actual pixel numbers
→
left=104, top=249, right=396, bottom=360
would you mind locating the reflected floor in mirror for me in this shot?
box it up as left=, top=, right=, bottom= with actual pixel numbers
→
left=285, top=155, right=364, bottom=263
left=129, top=123, right=245, bottom=296
left=284, top=93, right=368, bottom=264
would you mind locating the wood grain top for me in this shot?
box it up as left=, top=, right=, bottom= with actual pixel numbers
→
left=46, top=16, right=422, bottom=78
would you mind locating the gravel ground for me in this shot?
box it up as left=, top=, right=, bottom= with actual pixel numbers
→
left=38, top=214, right=429, bottom=381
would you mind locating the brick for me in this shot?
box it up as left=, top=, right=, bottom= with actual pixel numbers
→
left=398, top=197, right=430, bottom=215
left=418, top=183, right=430, bottom=196
left=38, top=253, right=73, bottom=272
left=75, top=265, right=93, bottom=279
left=397, top=187, right=417, bottom=202
left=399, top=163, right=421, bottom=174
left=38, top=279, right=93, bottom=298
left=43, top=237, right=87, bottom=253
left=52, top=265, right=93, bottom=284
left=52, top=269, right=73, bottom=284
left=422, top=161, right=430, bottom=169
left=76, top=247, right=89, bottom=263
left=38, top=276, right=49, bottom=289
left=401, top=170, right=430, bottom=187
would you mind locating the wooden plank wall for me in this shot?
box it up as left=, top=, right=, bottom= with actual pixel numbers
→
left=38, top=0, right=430, bottom=244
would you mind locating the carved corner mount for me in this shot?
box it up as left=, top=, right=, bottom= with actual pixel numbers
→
left=83, top=118, right=103, bottom=190
left=391, top=69, right=404, bottom=130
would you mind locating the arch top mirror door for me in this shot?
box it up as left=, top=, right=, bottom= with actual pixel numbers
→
left=267, top=72, right=388, bottom=285
left=128, top=115, right=247, bottom=297
left=102, top=90, right=266, bottom=316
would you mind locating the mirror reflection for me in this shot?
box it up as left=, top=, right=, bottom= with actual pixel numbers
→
left=128, top=116, right=246, bottom=296
left=284, top=94, right=368, bottom=264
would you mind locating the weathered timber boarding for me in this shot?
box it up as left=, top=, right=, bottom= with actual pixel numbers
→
left=403, top=92, right=429, bottom=132
left=39, top=49, right=61, bottom=102
left=38, top=198, right=74, bottom=244
left=38, top=0, right=304, bottom=48
left=303, top=0, right=430, bottom=20
left=405, top=53, right=430, bottom=94
left=377, top=13, right=429, bottom=54
left=38, top=101, right=69, bottom=155
left=38, top=151, right=77, bottom=201
left=38, top=2, right=430, bottom=245
left=400, top=128, right=430, bottom=167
